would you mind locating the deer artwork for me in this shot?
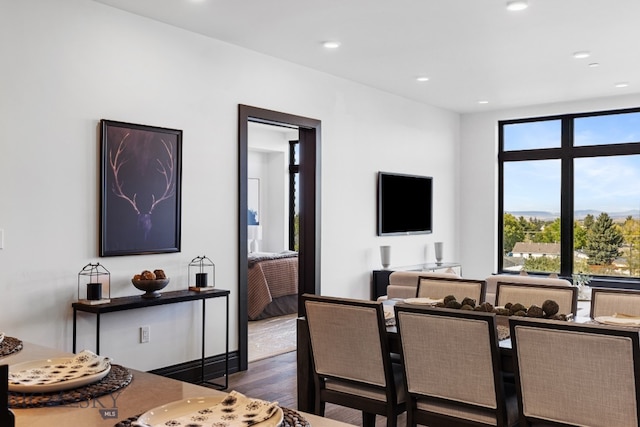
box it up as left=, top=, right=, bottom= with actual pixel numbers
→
left=109, top=130, right=176, bottom=242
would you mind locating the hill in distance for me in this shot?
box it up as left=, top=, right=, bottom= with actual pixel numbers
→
left=507, top=209, right=640, bottom=221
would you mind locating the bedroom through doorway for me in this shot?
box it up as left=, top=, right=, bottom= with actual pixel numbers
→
left=247, top=121, right=300, bottom=362
left=239, top=105, right=321, bottom=372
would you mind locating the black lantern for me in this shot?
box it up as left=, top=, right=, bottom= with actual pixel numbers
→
left=77, top=263, right=111, bottom=304
left=188, top=255, right=215, bottom=291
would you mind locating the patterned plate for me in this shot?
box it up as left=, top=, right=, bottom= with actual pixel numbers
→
left=9, top=350, right=111, bottom=393
left=134, top=392, right=283, bottom=427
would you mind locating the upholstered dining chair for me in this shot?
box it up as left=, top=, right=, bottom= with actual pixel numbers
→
left=416, top=276, right=486, bottom=305
left=509, top=317, right=640, bottom=427
left=303, top=294, right=406, bottom=427
left=394, top=305, right=519, bottom=427
left=495, top=281, right=578, bottom=316
left=590, top=287, right=640, bottom=318
left=0, top=365, right=15, bottom=427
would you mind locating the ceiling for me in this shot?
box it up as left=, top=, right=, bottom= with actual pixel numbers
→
left=93, top=0, right=640, bottom=113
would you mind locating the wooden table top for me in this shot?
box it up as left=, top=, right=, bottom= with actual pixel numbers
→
left=2, top=341, right=349, bottom=427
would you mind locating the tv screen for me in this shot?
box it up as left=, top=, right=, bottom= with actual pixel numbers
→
left=377, top=172, right=433, bottom=236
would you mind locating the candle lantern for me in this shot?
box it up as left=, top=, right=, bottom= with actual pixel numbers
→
left=77, top=262, right=111, bottom=304
left=188, top=255, right=215, bottom=291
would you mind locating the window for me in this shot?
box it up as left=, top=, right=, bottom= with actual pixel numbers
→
left=289, top=140, right=300, bottom=251
left=499, top=108, right=640, bottom=285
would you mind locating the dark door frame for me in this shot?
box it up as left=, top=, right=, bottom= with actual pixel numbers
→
left=238, top=105, right=321, bottom=371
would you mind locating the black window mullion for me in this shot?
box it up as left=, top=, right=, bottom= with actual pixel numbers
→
left=501, top=147, right=564, bottom=162
left=288, top=140, right=299, bottom=251
left=560, top=118, right=574, bottom=278
left=497, top=124, right=505, bottom=273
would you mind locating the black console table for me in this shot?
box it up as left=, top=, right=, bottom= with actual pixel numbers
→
left=372, top=262, right=461, bottom=299
left=72, top=288, right=230, bottom=389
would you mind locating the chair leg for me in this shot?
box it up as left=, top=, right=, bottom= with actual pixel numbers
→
left=314, top=399, right=325, bottom=416
left=407, top=407, right=416, bottom=427
left=363, top=412, right=376, bottom=427
left=385, top=412, right=397, bottom=427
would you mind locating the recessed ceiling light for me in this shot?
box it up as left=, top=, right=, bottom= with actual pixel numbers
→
left=573, top=51, right=591, bottom=59
left=477, top=100, right=489, bottom=104
left=322, top=41, right=341, bottom=49
left=588, top=62, right=600, bottom=68
left=615, top=82, right=630, bottom=88
left=416, top=76, right=430, bottom=82
left=506, top=1, right=528, bottom=11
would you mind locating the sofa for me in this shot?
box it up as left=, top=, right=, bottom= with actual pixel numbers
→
left=380, top=269, right=573, bottom=304
left=382, top=269, right=461, bottom=300
left=484, top=273, right=572, bottom=305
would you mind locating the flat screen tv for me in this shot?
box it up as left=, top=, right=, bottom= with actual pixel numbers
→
left=377, top=172, right=433, bottom=236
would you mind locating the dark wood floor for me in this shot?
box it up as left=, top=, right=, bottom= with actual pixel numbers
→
left=227, top=350, right=406, bottom=427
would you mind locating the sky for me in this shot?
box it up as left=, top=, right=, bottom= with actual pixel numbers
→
left=503, top=111, right=640, bottom=216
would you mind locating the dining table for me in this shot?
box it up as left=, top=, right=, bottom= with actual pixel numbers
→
left=296, top=299, right=593, bottom=414
left=2, top=340, right=353, bottom=427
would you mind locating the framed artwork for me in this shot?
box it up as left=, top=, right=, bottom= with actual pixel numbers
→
left=248, top=178, right=260, bottom=225
left=100, top=120, right=182, bottom=256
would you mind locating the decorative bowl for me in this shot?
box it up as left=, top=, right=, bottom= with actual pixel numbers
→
left=132, top=278, right=170, bottom=299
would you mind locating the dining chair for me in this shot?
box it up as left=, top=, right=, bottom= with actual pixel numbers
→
left=303, top=294, right=406, bottom=427
left=394, top=305, right=519, bottom=427
left=0, top=365, right=15, bottom=427
left=416, top=276, right=486, bottom=305
left=483, top=274, right=572, bottom=305
left=384, top=270, right=461, bottom=300
left=495, top=281, right=578, bottom=316
left=590, top=287, right=640, bottom=318
left=509, top=317, right=640, bottom=427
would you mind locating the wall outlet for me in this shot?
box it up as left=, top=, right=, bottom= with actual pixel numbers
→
left=140, top=325, right=150, bottom=343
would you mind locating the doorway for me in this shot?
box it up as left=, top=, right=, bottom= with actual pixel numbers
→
left=238, top=105, right=321, bottom=371
left=246, top=123, right=297, bottom=362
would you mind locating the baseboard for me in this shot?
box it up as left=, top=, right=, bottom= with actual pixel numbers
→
left=149, top=350, right=240, bottom=384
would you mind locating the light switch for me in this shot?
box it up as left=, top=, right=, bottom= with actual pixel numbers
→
left=0, top=229, right=4, bottom=249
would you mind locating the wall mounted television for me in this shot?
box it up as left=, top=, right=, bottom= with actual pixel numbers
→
left=377, top=171, right=433, bottom=236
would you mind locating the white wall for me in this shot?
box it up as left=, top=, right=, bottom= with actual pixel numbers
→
left=0, top=0, right=461, bottom=371
left=459, top=93, right=640, bottom=281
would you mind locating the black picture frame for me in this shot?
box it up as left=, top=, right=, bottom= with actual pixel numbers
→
left=100, top=120, right=182, bottom=256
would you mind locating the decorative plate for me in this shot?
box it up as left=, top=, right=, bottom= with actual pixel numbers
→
left=134, top=392, right=283, bottom=427
left=404, top=297, right=443, bottom=305
left=594, top=315, right=640, bottom=327
left=9, top=350, right=111, bottom=393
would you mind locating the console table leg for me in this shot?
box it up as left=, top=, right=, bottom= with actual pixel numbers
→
left=72, top=309, right=77, bottom=353
left=202, top=299, right=206, bottom=384
left=96, top=313, right=100, bottom=355
left=224, top=294, right=229, bottom=389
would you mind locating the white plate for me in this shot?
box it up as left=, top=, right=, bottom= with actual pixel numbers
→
left=594, top=315, right=640, bottom=326
left=134, top=395, right=284, bottom=427
left=404, top=297, right=442, bottom=305
left=8, top=351, right=111, bottom=393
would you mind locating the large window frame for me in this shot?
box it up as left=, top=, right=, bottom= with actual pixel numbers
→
left=499, top=106, right=640, bottom=288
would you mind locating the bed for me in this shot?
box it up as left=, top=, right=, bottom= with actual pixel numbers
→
left=247, top=251, right=299, bottom=320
